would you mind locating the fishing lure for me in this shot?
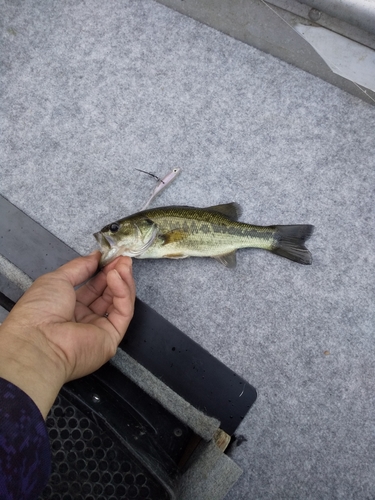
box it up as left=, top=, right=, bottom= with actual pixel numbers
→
left=139, top=167, right=181, bottom=210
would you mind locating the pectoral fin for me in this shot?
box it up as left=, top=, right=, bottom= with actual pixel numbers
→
left=161, top=229, right=188, bottom=245
left=213, top=251, right=237, bottom=268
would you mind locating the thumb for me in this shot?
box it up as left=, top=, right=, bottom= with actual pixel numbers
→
left=54, top=251, right=101, bottom=288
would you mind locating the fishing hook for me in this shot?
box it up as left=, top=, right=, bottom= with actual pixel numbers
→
left=135, top=168, right=165, bottom=184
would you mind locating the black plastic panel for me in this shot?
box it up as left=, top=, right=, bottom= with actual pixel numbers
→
left=120, top=301, right=257, bottom=435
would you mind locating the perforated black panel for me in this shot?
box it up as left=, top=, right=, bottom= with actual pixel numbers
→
left=39, top=393, right=171, bottom=500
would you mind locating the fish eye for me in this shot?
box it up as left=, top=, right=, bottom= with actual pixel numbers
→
left=109, top=223, right=120, bottom=233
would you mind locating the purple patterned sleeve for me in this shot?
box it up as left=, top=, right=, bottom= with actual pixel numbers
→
left=0, top=377, right=51, bottom=499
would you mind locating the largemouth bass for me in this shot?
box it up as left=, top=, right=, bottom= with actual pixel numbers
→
left=94, top=203, right=314, bottom=268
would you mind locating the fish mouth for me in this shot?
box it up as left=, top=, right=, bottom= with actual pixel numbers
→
left=94, top=232, right=118, bottom=249
left=93, top=232, right=109, bottom=248
left=94, top=232, right=117, bottom=267
left=99, top=247, right=126, bottom=267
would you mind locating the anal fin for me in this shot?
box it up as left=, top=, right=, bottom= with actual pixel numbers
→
left=213, top=251, right=237, bottom=268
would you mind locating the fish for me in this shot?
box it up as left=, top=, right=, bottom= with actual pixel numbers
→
left=94, top=203, right=314, bottom=268
left=139, top=168, right=181, bottom=211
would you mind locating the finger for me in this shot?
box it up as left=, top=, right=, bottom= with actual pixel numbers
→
left=75, top=269, right=108, bottom=307
left=84, top=257, right=134, bottom=316
left=74, top=256, right=131, bottom=308
left=75, top=257, right=134, bottom=324
left=100, top=256, right=133, bottom=277
left=105, top=266, right=135, bottom=337
left=74, top=283, right=114, bottom=320
left=81, top=285, right=113, bottom=318
left=55, top=252, right=101, bottom=288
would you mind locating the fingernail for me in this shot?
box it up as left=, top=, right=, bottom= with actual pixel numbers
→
left=113, top=269, right=122, bottom=279
left=88, top=250, right=99, bottom=256
left=124, top=257, right=133, bottom=273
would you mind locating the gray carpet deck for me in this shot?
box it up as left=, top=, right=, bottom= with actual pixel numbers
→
left=1, top=1, right=375, bottom=498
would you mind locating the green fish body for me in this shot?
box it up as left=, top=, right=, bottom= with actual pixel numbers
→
left=94, top=203, right=314, bottom=268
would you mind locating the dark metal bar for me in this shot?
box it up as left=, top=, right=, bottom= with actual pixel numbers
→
left=0, top=291, right=15, bottom=311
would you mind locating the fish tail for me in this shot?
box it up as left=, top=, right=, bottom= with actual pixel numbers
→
left=272, top=225, right=314, bottom=265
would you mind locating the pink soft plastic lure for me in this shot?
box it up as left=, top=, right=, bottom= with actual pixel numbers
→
left=139, top=168, right=181, bottom=210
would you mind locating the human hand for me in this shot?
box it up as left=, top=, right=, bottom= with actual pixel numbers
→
left=0, top=252, right=135, bottom=418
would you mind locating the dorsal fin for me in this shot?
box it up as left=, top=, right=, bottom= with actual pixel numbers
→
left=206, top=203, right=242, bottom=221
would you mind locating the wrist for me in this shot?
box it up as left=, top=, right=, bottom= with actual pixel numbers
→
left=0, top=324, right=65, bottom=418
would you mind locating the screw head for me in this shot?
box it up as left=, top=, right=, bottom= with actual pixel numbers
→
left=309, top=8, right=321, bottom=21
left=92, top=394, right=101, bottom=403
